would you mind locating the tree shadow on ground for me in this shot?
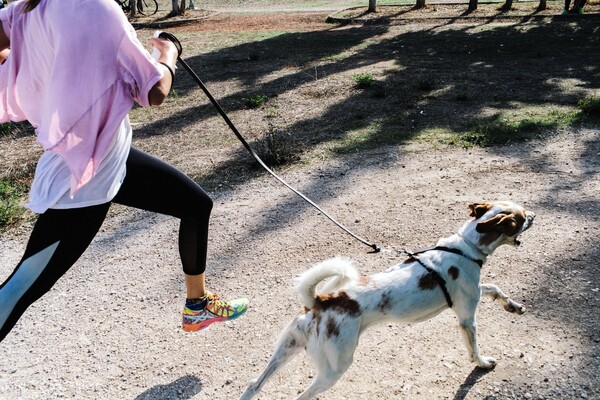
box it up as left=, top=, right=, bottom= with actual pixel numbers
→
left=138, top=17, right=598, bottom=156
left=126, top=16, right=600, bottom=244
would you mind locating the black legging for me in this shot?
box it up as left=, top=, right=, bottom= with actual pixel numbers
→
left=0, top=147, right=212, bottom=342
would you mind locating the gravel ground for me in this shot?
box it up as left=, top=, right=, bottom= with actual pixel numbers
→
left=1, top=129, right=599, bottom=400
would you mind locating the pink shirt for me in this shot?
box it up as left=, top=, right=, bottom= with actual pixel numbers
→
left=0, top=0, right=162, bottom=194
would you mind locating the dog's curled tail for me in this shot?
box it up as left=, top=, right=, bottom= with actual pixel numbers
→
left=294, top=256, right=359, bottom=308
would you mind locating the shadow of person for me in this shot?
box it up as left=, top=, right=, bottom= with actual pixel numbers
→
left=135, top=375, right=202, bottom=400
left=453, top=366, right=495, bottom=400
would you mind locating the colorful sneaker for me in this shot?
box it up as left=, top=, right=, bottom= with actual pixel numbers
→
left=182, top=292, right=248, bottom=332
left=577, top=7, right=584, bottom=14
left=562, top=7, right=568, bottom=14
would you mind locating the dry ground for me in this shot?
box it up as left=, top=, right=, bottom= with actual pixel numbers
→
left=1, top=5, right=599, bottom=400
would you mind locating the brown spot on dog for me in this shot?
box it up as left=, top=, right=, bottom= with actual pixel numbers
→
left=448, top=266, right=459, bottom=280
left=476, top=210, right=525, bottom=237
left=468, top=202, right=493, bottom=219
left=378, top=291, right=391, bottom=313
left=418, top=273, right=438, bottom=290
left=325, top=317, right=340, bottom=338
left=315, top=291, right=360, bottom=316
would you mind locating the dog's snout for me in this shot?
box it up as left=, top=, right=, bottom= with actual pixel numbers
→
left=526, top=211, right=535, bottom=225
left=520, top=211, right=535, bottom=232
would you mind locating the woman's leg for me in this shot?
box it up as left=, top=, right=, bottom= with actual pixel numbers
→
left=112, top=147, right=213, bottom=293
left=112, top=147, right=247, bottom=331
left=0, top=203, right=110, bottom=342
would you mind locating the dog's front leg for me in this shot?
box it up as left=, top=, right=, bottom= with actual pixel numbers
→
left=480, top=283, right=525, bottom=314
left=457, top=316, right=496, bottom=369
left=454, top=297, right=496, bottom=369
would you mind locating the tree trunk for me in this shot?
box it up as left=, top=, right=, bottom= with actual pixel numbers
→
left=368, top=0, right=377, bottom=12
left=501, top=0, right=513, bottom=11
left=171, top=0, right=187, bottom=15
left=416, top=0, right=426, bottom=8
left=468, top=0, right=478, bottom=10
left=171, top=0, right=180, bottom=14
left=537, top=0, right=547, bottom=10
left=129, top=0, right=137, bottom=16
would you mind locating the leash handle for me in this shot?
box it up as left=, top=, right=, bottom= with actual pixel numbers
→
left=158, top=32, right=380, bottom=253
left=157, top=31, right=183, bottom=57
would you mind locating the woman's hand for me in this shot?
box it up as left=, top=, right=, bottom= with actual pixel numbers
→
left=0, top=48, right=10, bottom=65
left=151, top=37, right=178, bottom=68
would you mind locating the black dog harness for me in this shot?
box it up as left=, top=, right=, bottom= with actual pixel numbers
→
left=405, top=246, right=484, bottom=309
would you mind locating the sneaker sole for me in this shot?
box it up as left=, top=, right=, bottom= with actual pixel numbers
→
left=182, top=306, right=248, bottom=332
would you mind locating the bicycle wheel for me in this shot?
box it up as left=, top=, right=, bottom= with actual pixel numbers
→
left=137, top=0, right=158, bottom=15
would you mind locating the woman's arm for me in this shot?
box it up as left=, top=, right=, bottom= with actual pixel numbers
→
left=147, top=38, right=178, bottom=106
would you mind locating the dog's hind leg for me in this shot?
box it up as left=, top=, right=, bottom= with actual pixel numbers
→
left=294, top=366, right=348, bottom=400
left=480, top=283, right=525, bottom=314
left=295, top=320, right=359, bottom=400
left=239, top=316, right=307, bottom=400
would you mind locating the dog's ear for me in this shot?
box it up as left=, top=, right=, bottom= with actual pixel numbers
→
left=476, top=212, right=519, bottom=235
left=468, top=203, right=492, bottom=219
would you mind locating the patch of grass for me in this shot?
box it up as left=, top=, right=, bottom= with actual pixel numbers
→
left=332, top=120, right=412, bottom=154
left=353, top=73, right=375, bottom=89
left=243, top=94, right=268, bottom=108
left=0, top=178, right=28, bottom=232
left=0, top=123, right=17, bottom=137
left=578, top=96, right=600, bottom=117
left=254, top=126, right=298, bottom=167
left=412, top=107, right=580, bottom=148
left=446, top=131, right=488, bottom=148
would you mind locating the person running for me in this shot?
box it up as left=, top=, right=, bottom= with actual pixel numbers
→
left=0, top=0, right=248, bottom=343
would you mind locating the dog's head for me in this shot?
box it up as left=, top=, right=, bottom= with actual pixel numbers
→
left=462, top=201, right=535, bottom=255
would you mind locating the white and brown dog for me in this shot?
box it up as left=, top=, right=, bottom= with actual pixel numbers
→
left=240, top=201, right=535, bottom=400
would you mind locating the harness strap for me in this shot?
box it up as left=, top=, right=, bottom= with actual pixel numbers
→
left=411, top=246, right=483, bottom=268
left=405, top=251, right=453, bottom=308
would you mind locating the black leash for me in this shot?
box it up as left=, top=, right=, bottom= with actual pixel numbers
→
left=157, top=32, right=380, bottom=253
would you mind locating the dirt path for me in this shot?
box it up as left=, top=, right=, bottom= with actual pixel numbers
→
left=1, top=8, right=599, bottom=400
left=1, top=129, right=599, bottom=399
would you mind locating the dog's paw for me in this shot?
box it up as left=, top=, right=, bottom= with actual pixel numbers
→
left=477, top=356, right=497, bottom=369
left=504, top=299, right=525, bottom=315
